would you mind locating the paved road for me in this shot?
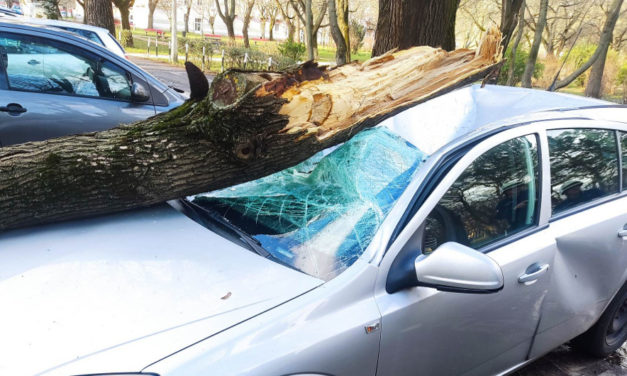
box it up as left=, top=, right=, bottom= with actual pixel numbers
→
left=131, top=56, right=627, bottom=376
left=129, top=56, right=214, bottom=94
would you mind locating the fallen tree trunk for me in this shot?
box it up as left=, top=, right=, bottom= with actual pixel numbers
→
left=0, top=29, right=502, bottom=231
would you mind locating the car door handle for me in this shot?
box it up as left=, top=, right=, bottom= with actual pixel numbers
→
left=518, top=263, right=550, bottom=284
left=619, top=225, right=627, bottom=238
left=0, top=103, right=27, bottom=115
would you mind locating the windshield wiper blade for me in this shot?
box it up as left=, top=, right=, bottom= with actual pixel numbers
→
left=176, top=199, right=271, bottom=258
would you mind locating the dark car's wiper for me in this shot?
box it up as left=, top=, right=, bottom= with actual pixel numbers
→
left=175, top=198, right=271, bottom=258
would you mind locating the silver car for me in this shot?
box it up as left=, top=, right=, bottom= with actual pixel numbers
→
left=0, top=20, right=185, bottom=147
left=0, top=85, right=625, bottom=376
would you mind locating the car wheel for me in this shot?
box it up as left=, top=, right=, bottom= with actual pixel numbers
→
left=572, top=282, right=627, bottom=357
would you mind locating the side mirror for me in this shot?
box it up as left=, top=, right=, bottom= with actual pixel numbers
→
left=414, top=242, right=504, bottom=293
left=131, top=82, right=150, bottom=103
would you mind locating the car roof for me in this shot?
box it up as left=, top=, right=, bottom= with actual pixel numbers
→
left=382, top=84, right=625, bottom=155
left=22, top=17, right=110, bottom=35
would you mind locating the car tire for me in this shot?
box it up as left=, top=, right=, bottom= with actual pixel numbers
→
left=571, top=281, right=627, bottom=357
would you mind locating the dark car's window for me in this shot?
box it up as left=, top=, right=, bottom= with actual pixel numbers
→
left=0, top=32, right=131, bottom=101
left=58, top=27, right=104, bottom=46
left=621, top=132, right=626, bottom=190
left=423, top=135, right=540, bottom=254
left=548, top=129, right=619, bottom=215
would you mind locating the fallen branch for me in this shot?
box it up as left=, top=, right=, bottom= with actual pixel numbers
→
left=0, top=29, right=502, bottom=231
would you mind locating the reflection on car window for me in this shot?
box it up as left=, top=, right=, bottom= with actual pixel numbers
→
left=59, top=27, right=104, bottom=46
left=423, top=135, right=539, bottom=254
left=191, top=127, right=427, bottom=281
left=548, top=129, right=619, bottom=215
left=0, top=32, right=131, bottom=101
left=621, top=132, right=626, bottom=190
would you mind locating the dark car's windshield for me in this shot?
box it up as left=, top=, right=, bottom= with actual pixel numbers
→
left=189, top=127, right=426, bottom=280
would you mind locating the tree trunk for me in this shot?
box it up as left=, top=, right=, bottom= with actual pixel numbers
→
left=305, top=0, right=314, bottom=60
left=506, top=0, right=525, bottom=86
left=329, top=0, right=347, bottom=66
left=521, top=0, right=548, bottom=88
left=148, top=3, right=156, bottom=29
left=216, top=0, right=236, bottom=39
left=553, top=0, right=624, bottom=91
left=183, top=6, right=191, bottom=36
left=85, top=0, right=115, bottom=36
left=500, top=0, right=524, bottom=55
left=0, top=31, right=502, bottom=231
left=372, top=0, right=459, bottom=57
left=243, top=0, right=255, bottom=48
left=584, top=0, right=624, bottom=98
left=336, top=0, right=350, bottom=62
left=260, top=18, right=266, bottom=39
left=269, top=16, right=276, bottom=40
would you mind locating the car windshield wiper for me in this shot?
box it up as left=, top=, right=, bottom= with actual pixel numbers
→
left=174, top=198, right=271, bottom=258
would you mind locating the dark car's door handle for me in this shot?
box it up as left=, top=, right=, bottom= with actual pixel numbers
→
left=518, top=263, right=550, bottom=284
left=0, top=103, right=27, bottom=115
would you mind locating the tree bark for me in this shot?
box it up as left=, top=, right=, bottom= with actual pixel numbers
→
left=553, top=0, right=624, bottom=91
left=0, top=31, right=502, bottom=231
left=85, top=0, right=115, bottom=36
left=372, top=0, right=459, bottom=57
left=521, top=0, right=548, bottom=88
left=329, top=0, right=347, bottom=65
left=506, top=0, right=525, bottom=86
left=148, top=0, right=159, bottom=29
left=584, top=0, right=624, bottom=98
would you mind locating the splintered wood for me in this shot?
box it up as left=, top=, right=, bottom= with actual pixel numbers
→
left=274, top=28, right=502, bottom=140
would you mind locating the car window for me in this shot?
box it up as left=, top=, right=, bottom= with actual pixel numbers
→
left=0, top=32, right=131, bottom=101
left=547, top=129, right=619, bottom=215
left=423, top=135, right=540, bottom=254
left=621, top=132, right=626, bottom=190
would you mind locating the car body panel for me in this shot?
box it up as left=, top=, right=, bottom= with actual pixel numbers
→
left=0, top=89, right=155, bottom=145
left=0, top=204, right=323, bottom=376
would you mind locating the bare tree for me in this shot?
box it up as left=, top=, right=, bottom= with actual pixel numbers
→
left=182, top=0, right=193, bottom=36
left=521, top=0, right=548, bottom=87
left=147, top=0, right=159, bottom=29
left=329, top=0, right=348, bottom=64
left=205, top=3, right=217, bottom=34
left=500, top=0, right=524, bottom=54
left=216, top=0, right=236, bottom=38
left=242, top=0, right=256, bottom=47
left=552, top=0, right=624, bottom=91
left=506, top=0, right=525, bottom=85
left=112, top=0, right=136, bottom=46
left=585, top=0, right=624, bottom=97
left=276, top=0, right=296, bottom=41
left=289, top=0, right=328, bottom=59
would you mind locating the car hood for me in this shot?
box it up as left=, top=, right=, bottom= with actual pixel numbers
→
left=0, top=204, right=323, bottom=376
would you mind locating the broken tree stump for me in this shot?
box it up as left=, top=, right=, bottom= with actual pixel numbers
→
left=0, top=29, right=502, bottom=231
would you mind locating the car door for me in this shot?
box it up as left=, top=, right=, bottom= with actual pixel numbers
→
left=528, top=121, right=627, bottom=358
left=375, top=128, right=556, bottom=376
left=0, top=31, right=155, bottom=146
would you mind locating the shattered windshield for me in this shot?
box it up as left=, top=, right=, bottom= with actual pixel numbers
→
left=191, top=127, right=427, bottom=280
